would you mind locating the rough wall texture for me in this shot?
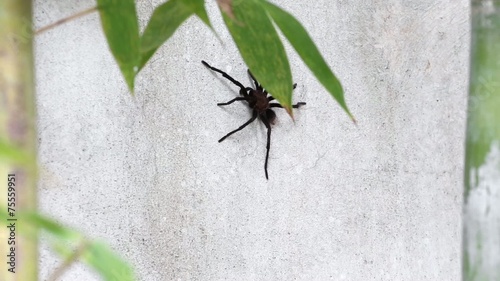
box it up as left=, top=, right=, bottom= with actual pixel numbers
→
left=34, top=0, right=469, bottom=280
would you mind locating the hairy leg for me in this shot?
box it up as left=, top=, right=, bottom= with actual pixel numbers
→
left=218, top=111, right=258, bottom=143
left=202, top=60, right=248, bottom=96
left=267, top=84, right=297, bottom=101
left=261, top=116, right=272, bottom=180
left=247, top=69, right=263, bottom=91
left=270, top=102, right=306, bottom=108
left=217, top=97, right=247, bottom=106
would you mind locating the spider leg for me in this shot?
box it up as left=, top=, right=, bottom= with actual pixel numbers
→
left=267, top=84, right=297, bottom=101
left=218, top=111, right=258, bottom=143
left=202, top=61, right=248, bottom=96
left=270, top=102, right=306, bottom=108
left=247, top=69, right=260, bottom=89
left=261, top=116, right=272, bottom=180
left=217, top=97, right=247, bottom=106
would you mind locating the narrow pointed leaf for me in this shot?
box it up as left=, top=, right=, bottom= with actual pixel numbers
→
left=81, top=242, right=135, bottom=281
left=221, top=0, right=293, bottom=112
left=139, top=0, right=204, bottom=71
left=97, top=0, right=140, bottom=93
left=263, top=1, right=354, bottom=121
left=185, top=0, right=213, bottom=29
left=24, top=213, right=81, bottom=240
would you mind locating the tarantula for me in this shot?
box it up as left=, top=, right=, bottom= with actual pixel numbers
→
left=202, top=60, right=306, bottom=180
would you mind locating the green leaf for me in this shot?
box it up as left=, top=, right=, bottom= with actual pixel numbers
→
left=262, top=1, right=355, bottom=121
left=185, top=0, right=213, bottom=29
left=82, top=241, right=135, bottom=281
left=24, top=213, right=81, bottom=241
left=139, top=0, right=196, bottom=70
left=221, top=0, right=293, bottom=113
left=97, top=0, right=140, bottom=93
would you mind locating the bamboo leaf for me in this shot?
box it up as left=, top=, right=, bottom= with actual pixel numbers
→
left=82, top=241, right=135, bottom=281
left=262, top=1, right=355, bottom=121
left=221, top=0, right=293, bottom=113
left=97, top=0, right=140, bottom=93
left=185, top=0, right=213, bottom=29
left=140, top=0, right=210, bottom=71
left=25, top=213, right=81, bottom=241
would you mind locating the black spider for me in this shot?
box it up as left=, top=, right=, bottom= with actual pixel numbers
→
left=202, top=60, right=306, bottom=180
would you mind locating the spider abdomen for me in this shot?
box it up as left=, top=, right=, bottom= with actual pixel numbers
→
left=265, top=109, right=277, bottom=125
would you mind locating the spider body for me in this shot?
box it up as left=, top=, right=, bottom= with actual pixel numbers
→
left=246, top=88, right=275, bottom=123
left=248, top=90, right=269, bottom=113
left=202, top=60, right=305, bottom=179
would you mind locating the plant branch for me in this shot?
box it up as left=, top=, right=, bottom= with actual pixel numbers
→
left=35, top=6, right=97, bottom=35
left=46, top=241, right=89, bottom=281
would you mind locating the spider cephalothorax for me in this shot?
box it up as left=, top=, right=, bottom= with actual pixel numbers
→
left=202, top=60, right=306, bottom=180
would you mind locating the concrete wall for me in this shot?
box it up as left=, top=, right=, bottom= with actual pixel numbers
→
left=34, top=0, right=469, bottom=280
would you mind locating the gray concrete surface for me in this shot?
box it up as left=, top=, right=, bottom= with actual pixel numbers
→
left=35, top=0, right=469, bottom=280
